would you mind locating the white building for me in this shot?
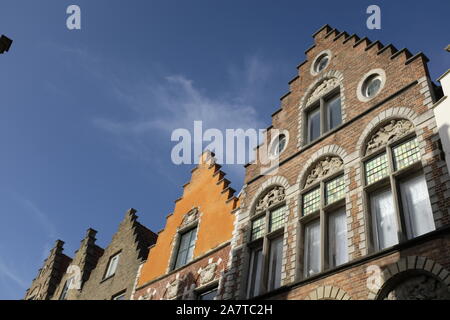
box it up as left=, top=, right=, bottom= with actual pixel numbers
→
left=434, top=69, right=450, bottom=171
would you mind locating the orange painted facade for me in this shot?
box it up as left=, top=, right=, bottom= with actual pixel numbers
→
left=137, top=152, right=238, bottom=286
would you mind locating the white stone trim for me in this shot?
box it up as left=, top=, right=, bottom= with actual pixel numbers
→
left=310, top=49, right=332, bottom=76
left=306, top=285, right=352, bottom=300
left=355, top=106, right=420, bottom=156
left=296, top=144, right=349, bottom=187
left=248, top=176, right=291, bottom=215
left=356, top=68, right=387, bottom=102
left=268, top=129, right=290, bottom=160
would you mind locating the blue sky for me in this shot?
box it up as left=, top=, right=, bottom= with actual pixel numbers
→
left=0, top=0, right=448, bottom=300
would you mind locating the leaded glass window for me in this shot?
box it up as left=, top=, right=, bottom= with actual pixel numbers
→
left=303, top=188, right=321, bottom=215
left=365, top=153, right=389, bottom=185
left=325, top=175, right=345, bottom=205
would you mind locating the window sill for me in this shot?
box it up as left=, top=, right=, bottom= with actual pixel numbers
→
left=100, top=274, right=115, bottom=284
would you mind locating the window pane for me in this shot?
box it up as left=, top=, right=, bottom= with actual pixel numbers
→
left=365, top=153, right=389, bottom=185
left=113, top=293, right=126, bottom=300
left=267, top=237, right=283, bottom=291
left=325, top=175, right=345, bottom=205
left=304, top=220, right=321, bottom=277
left=269, top=206, right=285, bottom=232
left=175, top=228, right=197, bottom=268
left=303, top=187, right=321, bottom=216
left=400, top=174, right=435, bottom=238
left=247, top=248, right=263, bottom=298
left=251, top=216, right=265, bottom=240
left=59, top=277, right=73, bottom=300
left=393, top=138, right=421, bottom=171
left=326, top=94, right=342, bottom=130
left=370, top=188, right=398, bottom=250
left=198, top=288, right=218, bottom=300
left=307, top=108, right=321, bottom=143
left=328, top=208, right=348, bottom=267
left=106, top=254, right=120, bottom=278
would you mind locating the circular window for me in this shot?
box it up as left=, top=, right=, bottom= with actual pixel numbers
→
left=315, top=55, right=329, bottom=73
left=270, top=134, right=287, bottom=157
left=363, top=74, right=382, bottom=98
left=357, top=68, right=386, bottom=102
left=310, top=50, right=332, bottom=76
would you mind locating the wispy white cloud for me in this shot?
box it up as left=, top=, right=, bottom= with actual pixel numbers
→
left=12, top=193, right=57, bottom=239
left=91, top=55, right=275, bottom=162
left=0, top=258, right=27, bottom=289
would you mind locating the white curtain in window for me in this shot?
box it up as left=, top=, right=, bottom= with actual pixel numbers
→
left=371, top=189, right=398, bottom=250
left=328, top=208, right=348, bottom=267
left=400, top=174, right=435, bottom=238
left=267, top=237, right=283, bottom=291
left=247, top=248, right=263, bottom=298
left=304, top=220, right=320, bottom=277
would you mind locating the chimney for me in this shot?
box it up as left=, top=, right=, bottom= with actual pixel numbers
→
left=0, top=35, right=12, bottom=54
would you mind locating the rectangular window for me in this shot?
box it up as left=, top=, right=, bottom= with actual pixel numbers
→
left=326, top=94, right=342, bottom=130
left=174, top=227, right=197, bottom=269
left=328, top=208, right=348, bottom=268
left=393, top=138, right=421, bottom=171
left=307, top=108, right=321, bottom=143
left=303, top=187, right=321, bottom=216
left=304, top=220, right=321, bottom=277
left=400, top=173, right=435, bottom=238
left=269, top=206, right=285, bottom=232
left=251, top=216, right=265, bottom=241
left=267, top=236, right=283, bottom=291
left=105, top=253, right=120, bottom=279
left=365, top=153, right=389, bottom=185
left=325, top=175, right=345, bottom=205
left=370, top=188, right=398, bottom=250
left=59, top=277, right=73, bottom=300
left=198, top=288, right=218, bottom=300
left=247, top=247, right=263, bottom=298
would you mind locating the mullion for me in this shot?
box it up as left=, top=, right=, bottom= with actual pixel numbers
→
left=387, top=146, right=407, bottom=242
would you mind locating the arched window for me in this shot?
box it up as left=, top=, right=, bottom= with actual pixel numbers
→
left=362, top=119, right=435, bottom=252
left=246, top=186, right=286, bottom=298
left=304, top=78, right=342, bottom=144
left=300, top=156, right=348, bottom=278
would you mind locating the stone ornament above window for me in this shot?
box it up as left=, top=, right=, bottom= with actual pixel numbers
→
left=382, top=274, right=450, bottom=300
left=305, top=156, right=343, bottom=187
left=306, top=77, right=339, bottom=105
left=166, top=277, right=183, bottom=299
left=181, top=208, right=199, bottom=228
left=255, top=186, right=285, bottom=213
left=198, top=262, right=217, bottom=285
left=366, top=119, right=414, bottom=154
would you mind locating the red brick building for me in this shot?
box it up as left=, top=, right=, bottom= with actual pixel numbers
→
left=225, top=24, right=450, bottom=300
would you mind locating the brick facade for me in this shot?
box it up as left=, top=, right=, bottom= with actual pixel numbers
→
left=24, top=24, right=450, bottom=301
left=226, top=24, right=450, bottom=300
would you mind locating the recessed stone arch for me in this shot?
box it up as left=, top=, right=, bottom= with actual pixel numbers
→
left=297, top=70, right=347, bottom=148
left=296, top=144, right=349, bottom=188
left=248, top=175, right=290, bottom=215
left=356, top=107, right=420, bottom=156
left=368, top=256, right=450, bottom=300
left=306, top=285, right=352, bottom=300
